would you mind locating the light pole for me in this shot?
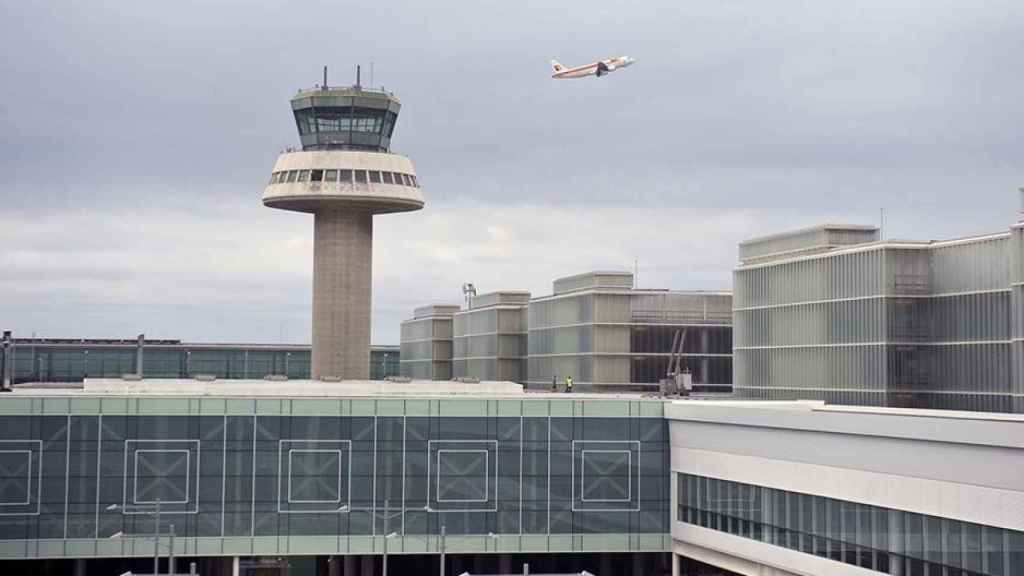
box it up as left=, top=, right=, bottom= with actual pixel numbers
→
left=107, top=499, right=164, bottom=575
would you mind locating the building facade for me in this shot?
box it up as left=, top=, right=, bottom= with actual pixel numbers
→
left=668, top=400, right=1024, bottom=576
left=0, top=383, right=670, bottom=576
left=399, top=305, right=459, bottom=380
left=0, top=383, right=1021, bottom=576
left=0, top=337, right=400, bottom=384
left=452, top=291, right=530, bottom=383
left=527, top=272, right=732, bottom=392
left=734, top=222, right=1023, bottom=413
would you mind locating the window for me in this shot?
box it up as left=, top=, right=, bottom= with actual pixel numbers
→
left=269, top=173, right=279, bottom=184
left=354, top=170, right=368, bottom=184
left=325, top=170, right=338, bottom=182
left=286, top=171, right=298, bottom=183
left=382, top=171, right=394, bottom=184
left=339, top=169, right=353, bottom=183
left=369, top=171, right=382, bottom=184
left=676, top=473, right=1024, bottom=576
left=401, top=173, right=412, bottom=186
left=298, top=170, right=311, bottom=182
left=410, top=175, right=419, bottom=187
left=311, top=170, right=324, bottom=182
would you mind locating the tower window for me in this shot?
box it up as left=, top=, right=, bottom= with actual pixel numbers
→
left=410, top=175, right=419, bottom=187
left=401, top=174, right=412, bottom=186
left=298, top=170, right=311, bottom=182
left=354, top=170, right=368, bottom=183
left=382, top=172, right=394, bottom=185
left=325, top=170, right=338, bottom=182
left=339, top=169, right=353, bottom=182
left=369, top=171, right=382, bottom=183
left=311, top=170, right=324, bottom=182
left=286, top=171, right=298, bottom=183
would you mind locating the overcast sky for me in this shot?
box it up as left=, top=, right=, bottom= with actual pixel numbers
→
left=1, top=0, right=1022, bottom=344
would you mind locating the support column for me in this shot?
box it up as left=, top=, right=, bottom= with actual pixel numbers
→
left=312, top=210, right=373, bottom=380
left=360, top=554, right=375, bottom=576
left=136, top=333, right=145, bottom=378
left=1, top=330, right=12, bottom=391
left=232, top=556, right=240, bottom=576
left=672, top=552, right=680, bottom=576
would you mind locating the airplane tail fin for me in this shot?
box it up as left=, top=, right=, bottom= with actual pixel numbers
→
left=550, top=59, right=566, bottom=73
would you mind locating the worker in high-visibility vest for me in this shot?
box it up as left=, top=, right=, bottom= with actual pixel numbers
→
left=565, top=375, right=574, bottom=393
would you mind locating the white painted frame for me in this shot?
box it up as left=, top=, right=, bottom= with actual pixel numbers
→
left=571, top=440, right=641, bottom=512
left=277, top=439, right=352, bottom=514
left=435, top=449, right=489, bottom=503
left=579, top=449, right=631, bottom=503
left=133, top=449, right=190, bottom=505
left=426, top=440, right=498, bottom=512
left=121, top=439, right=200, bottom=514
left=0, top=441, right=42, bottom=515
left=288, top=449, right=343, bottom=504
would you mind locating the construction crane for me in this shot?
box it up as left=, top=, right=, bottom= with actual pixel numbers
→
left=661, top=329, right=693, bottom=397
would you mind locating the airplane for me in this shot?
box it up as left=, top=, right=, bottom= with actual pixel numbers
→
left=550, top=56, right=636, bottom=79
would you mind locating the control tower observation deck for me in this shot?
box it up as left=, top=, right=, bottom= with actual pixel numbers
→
left=263, top=74, right=424, bottom=380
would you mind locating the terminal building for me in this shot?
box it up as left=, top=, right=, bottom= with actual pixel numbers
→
left=399, top=305, right=459, bottom=381
left=401, top=272, right=734, bottom=393
left=733, top=204, right=1024, bottom=413
left=453, top=291, right=530, bottom=383
left=0, top=381, right=1018, bottom=576
left=0, top=335, right=400, bottom=384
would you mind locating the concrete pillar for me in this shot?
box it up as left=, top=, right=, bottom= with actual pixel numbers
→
left=312, top=210, right=373, bottom=380
left=360, top=554, right=375, bottom=576
left=343, top=554, right=358, bottom=576
left=632, top=552, right=645, bottom=576
left=1, top=330, right=12, bottom=390
left=232, top=556, right=240, bottom=576
left=136, top=333, right=145, bottom=378
left=671, top=552, right=679, bottom=576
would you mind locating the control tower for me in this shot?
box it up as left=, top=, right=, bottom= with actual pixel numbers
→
left=263, top=69, right=424, bottom=380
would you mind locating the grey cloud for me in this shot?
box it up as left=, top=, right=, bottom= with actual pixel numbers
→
left=0, top=0, right=1022, bottom=343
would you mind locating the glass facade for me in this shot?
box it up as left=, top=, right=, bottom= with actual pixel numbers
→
left=3, top=341, right=400, bottom=383
left=734, top=233, right=1021, bottom=413
left=453, top=293, right=530, bottom=383
left=677, top=474, right=1024, bottom=576
left=0, top=397, right=668, bottom=559
left=527, top=278, right=733, bottom=391
left=290, top=87, right=402, bottom=153
left=400, top=306, right=458, bottom=380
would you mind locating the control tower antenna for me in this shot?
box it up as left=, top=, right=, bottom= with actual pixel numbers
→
left=356, top=65, right=361, bottom=90
left=262, top=71, right=424, bottom=380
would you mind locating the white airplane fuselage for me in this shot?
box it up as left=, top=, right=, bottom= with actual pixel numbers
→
left=551, top=56, right=636, bottom=79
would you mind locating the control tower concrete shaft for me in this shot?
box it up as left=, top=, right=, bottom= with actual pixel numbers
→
left=263, top=75, right=424, bottom=380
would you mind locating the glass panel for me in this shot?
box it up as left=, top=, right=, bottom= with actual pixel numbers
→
left=298, top=170, right=310, bottom=182
left=369, top=170, right=382, bottom=183
left=325, top=170, right=338, bottom=182
left=311, top=169, right=323, bottom=182
left=354, top=170, right=368, bottom=183
left=339, top=169, right=353, bottom=182
left=286, top=170, right=298, bottom=183
left=382, top=171, right=394, bottom=184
